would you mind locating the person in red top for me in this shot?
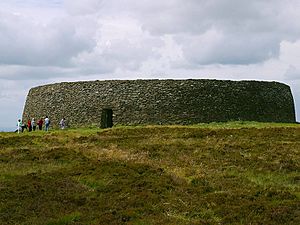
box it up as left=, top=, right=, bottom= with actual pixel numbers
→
left=27, top=119, right=32, bottom=132
left=37, top=118, right=43, bottom=131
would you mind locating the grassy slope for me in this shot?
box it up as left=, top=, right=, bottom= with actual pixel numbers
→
left=0, top=122, right=299, bottom=225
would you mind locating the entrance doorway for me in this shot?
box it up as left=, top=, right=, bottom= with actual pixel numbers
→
left=101, top=108, right=113, bottom=128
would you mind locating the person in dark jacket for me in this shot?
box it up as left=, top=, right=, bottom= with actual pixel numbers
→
left=27, top=119, right=32, bottom=132
left=37, top=118, right=43, bottom=130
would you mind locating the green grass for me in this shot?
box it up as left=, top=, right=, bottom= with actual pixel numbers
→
left=0, top=122, right=299, bottom=224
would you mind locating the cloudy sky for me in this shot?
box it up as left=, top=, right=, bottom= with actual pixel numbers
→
left=1, top=0, right=300, bottom=130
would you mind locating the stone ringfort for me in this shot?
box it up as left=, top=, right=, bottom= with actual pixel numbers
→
left=22, top=79, right=296, bottom=127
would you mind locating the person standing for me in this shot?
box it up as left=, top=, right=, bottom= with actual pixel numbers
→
left=59, top=118, right=66, bottom=129
left=32, top=118, right=36, bottom=131
left=27, top=119, right=32, bottom=132
left=37, top=118, right=43, bottom=130
left=16, top=119, right=22, bottom=133
left=21, top=122, right=27, bottom=132
left=45, top=116, right=50, bottom=131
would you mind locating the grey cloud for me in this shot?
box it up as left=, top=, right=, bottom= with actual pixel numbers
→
left=179, top=31, right=280, bottom=65
left=100, top=39, right=161, bottom=70
left=0, top=10, right=95, bottom=67
left=1, top=0, right=300, bottom=75
left=2, top=0, right=299, bottom=73
left=122, top=0, right=300, bottom=37
left=284, top=65, right=300, bottom=81
left=71, top=23, right=163, bottom=73
left=288, top=81, right=300, bottom=121
left=0, top=65, right=84, bottom=81
left=98, top=0, right=300, bottom=65
left=64, top=0, right=104, bottom=15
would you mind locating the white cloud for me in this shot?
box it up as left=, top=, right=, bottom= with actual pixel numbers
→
left=2, top=0, right=300, bottom=73
left=64, top=0, right=104, bottom=15
left=175, top=29, right=279, bottom=65
left=71, top=16, right=163, bottom=73
left=284, top=65, right=300, bottom=81
left=0, top=10, right=96, bottom=67
left=280, top=40, right=300, bottom=67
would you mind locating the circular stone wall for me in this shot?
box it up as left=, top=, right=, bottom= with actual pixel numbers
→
left=22, top=79, right=296, bottom=127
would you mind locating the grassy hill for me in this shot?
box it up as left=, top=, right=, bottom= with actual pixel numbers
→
left=0, top=122, right=299, bottom=224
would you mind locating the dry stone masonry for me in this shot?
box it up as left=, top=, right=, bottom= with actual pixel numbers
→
left=22, top=79, right=296, bottom=128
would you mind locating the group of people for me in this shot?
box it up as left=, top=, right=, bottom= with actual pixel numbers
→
left=16, top=116, right=66, bottom=133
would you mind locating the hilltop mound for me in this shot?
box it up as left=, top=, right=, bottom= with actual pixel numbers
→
left=0, top=124, right=299, bottom=224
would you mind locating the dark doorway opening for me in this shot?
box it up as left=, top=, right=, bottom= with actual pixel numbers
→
left=101, top=108, right=113, bottom=128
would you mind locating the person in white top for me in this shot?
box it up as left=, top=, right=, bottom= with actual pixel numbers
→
left=59, top=118, right=65, bottom=129
left=16, top=119, right=22, bottom=133
left=31, top=118, right=36, bottom=131
left=44, top=116, right=50, bottom=131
